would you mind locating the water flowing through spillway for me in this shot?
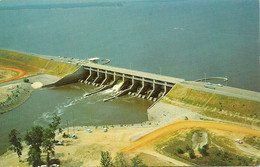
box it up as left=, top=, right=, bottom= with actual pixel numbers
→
left=38, top=81, right=125, bottom=123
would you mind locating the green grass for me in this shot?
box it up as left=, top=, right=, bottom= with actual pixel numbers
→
left=164, top=84, right=260, bottom=126
left=243, top=136, right=260, bottom=150
left=0, top=49, right=79, bottom=78
left=156, top=129, right=260, bottom=166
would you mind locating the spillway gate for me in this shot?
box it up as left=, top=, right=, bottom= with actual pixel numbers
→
left=80, top=63, right=185, bottom=102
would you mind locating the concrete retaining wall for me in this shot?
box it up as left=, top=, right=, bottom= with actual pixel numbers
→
left=44, top=66, right=88, bottom=87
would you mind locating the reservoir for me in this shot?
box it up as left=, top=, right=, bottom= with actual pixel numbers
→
left=0, top=0, right=258, bottom=92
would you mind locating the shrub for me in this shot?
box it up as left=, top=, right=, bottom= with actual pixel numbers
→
left=23, top=78, right=29, bottom=83
left=131, top=154, right=147, bottom=167
left=176, top=147, right=184, bottom=154
left=185, top=144, right=191, bottom=151
left=188, top=149, right=195, bottom=159
left=100, top=151, right=113, bottom=167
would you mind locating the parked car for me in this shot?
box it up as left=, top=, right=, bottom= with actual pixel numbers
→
left=55, top=141, right=64, bottom=146
left=234, top=139, right=243, bottom=144
left=50, top=158, right=60, bottom=165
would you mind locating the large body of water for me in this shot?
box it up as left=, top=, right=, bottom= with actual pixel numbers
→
left=0, top=0, right=259, bottom=155
left=0, top=0, right=259, bottom=91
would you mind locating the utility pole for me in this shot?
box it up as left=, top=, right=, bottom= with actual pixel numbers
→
left=159, top=67, right=162, bottom=75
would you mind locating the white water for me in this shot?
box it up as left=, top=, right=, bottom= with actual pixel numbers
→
left=100, top=81, right=124, bottom=95
left=36, top=81, right=126, bottom=124
left=112, top=81, right=124, bottom=91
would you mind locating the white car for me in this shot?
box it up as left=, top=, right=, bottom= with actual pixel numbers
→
left=217, top=84, right=223, bottom=87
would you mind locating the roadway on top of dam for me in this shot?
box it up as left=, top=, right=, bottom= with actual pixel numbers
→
left=83, top=62, right=185, bottom=85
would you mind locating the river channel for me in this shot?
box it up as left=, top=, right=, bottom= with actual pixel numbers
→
left=0, top=83, right=152, bottom=155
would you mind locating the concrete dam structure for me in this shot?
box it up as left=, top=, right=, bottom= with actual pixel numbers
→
left=46, top=62, right=184, bottom=102
left=81, top=63, right=184, bottom=102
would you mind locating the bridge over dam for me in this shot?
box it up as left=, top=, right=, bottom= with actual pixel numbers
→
left=47, top=62, right=185, bottom=102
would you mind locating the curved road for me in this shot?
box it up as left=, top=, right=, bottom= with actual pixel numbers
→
left=0, top=67, right=26, bottom=83
left=122, top=121, right=260, bottom=152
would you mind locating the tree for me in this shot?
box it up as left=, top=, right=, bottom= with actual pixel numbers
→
left=8, top=129, right=23, bottom=162
left=131, top=154, right=147, bottom=167
left=28, top=147, right=42, bottom=167
left=42, top=128, right=55, bottom=167
left=188, top=149, right=196, bottom=159
left=49, top=113, right=61, bottom=133
left=100, top=151, right=114, bottom=167
left=24, top=126, right=44, bottom=167
left=115, top=152, right=128, bottom=167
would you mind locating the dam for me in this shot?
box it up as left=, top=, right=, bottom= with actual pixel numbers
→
left=49, top=62, right=185, bottom=102
left=82, top=63, right=185, bottom=102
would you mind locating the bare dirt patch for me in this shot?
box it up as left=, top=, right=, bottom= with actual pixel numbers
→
left=192, top=131, right=208, bottom=149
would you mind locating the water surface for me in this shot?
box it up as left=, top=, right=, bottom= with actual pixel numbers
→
left=0, top=0, right=258, bottom=91
left=0, top=83, right=152, bottom=155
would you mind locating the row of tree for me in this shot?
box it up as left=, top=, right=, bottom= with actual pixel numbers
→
left=8, top=114, right=61, bottom=167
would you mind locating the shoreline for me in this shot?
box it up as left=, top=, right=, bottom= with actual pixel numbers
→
left=0, top=74, right=60, bottom=114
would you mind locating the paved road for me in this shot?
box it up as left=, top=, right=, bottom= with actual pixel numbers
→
left=84, top=62, right=185, bottom=84
left=181, top=81, right=260, bottom=102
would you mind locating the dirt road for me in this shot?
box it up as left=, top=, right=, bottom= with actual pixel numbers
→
left=0, top=67, right=26, bottom=83
left=122, top=121, right=260, bottom=152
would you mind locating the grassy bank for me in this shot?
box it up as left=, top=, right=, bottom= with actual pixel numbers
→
left=0, top=50, right=78, bottom=78
left=163, top=84, right=260, bottom=126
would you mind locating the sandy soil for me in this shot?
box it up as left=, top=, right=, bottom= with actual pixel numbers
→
left=1, top=120, right=259, bottom=166
left=0, top=67, right=26, bottom=83
left=0, top=127, right=153, bottom=167
left=31, top=82, right=43, bottom=89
